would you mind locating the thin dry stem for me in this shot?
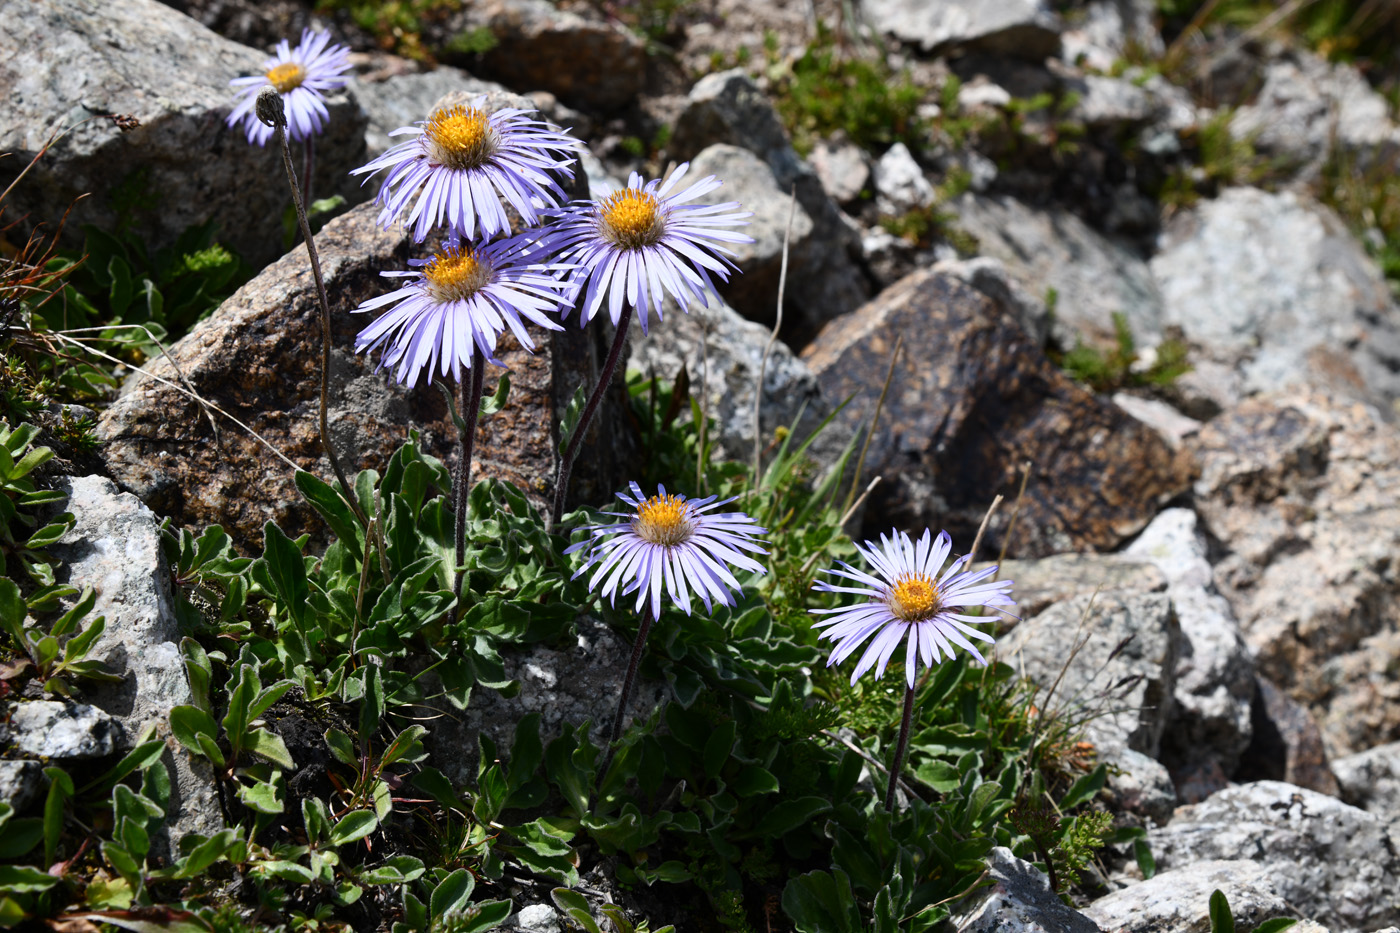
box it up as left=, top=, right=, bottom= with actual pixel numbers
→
left=49, top=332, right=301, bottom=473
left=273, top=119, right=367, bottom=530
left=843, top=334, right=902, bottom=515
left=752, top=187, right=798, bottom=487
left=994, top=460, right=1033, bottom=580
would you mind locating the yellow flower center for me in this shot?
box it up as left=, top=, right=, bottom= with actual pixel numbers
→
left=424, top=105, right=497, bottom=171
left=633, top=494, right=693, bottom=547
left=422, top=247, right=491, bottom=303
left=888, top=573, right=940, bottom=622
left=599, top=189, right=665, bottom=249
left=265, top=62, right=306, bottom=94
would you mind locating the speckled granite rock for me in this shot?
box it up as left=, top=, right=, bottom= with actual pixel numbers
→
left=7, top=700, right=121, bottom=759
left=1144, top=782, right=1400, bottom=933
left=999, top=592, right=1179, bottom=759
left=801, top=269, right=1193, bottom=557
left=1125, top=509, right=1255, bottom=787
left=1333, top=742, right=1400, bottom=817
left=1088, top=860, right=1291, bottom=933
left=0, top=0, right=368, bottom=270
left=49, top=475, right=224, bottom=844
left=96, top=106, right=634, bottom=552
left=991, top=553, right=1166, bottom=625
left=1151, top=188, right=1400, bottom=413
left=1190, top=389, right=1400, bottom=758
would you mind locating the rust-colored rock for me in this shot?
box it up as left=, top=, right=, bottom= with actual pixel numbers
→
left=96, top=197, right=635, bottom=554
left=801, top=269, right=1193, bottom=557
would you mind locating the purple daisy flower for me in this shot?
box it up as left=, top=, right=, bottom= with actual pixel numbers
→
left=548, top=162, right=753, bottom=334
left=811, top=529, right=1015, bottom=688
left=228, top=28, right=351, bottom=146
left=566, top=482, right=767, bottom=620
left=352, top=233, right=572, bottom=387
left=351, top=98, right=580, bottom=243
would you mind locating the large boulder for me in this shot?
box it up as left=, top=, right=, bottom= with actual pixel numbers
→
left=0, top=0, right=368, bottom=270
left=1144, top=782, right=1400, bottom=933
left=1086, top=861, right=1292, bottom=933
left=96, top=194, right=635, bottom=553
left=1190, top=389, right=1400, bottom=758
left=1150, top=188, right=1400, bottom=413
left=800, top=269, right=1193, bottom=558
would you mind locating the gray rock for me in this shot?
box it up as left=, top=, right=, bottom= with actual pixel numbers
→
left=9, top=700, right=121, bottom=759
left=430, top=616, right=667, bottom=787
left=873, top=142, right=935, bottom=214
left=1061, top=0, right=1165, bottom=72
left=1333, top=742, right=1400, bottom=816
left=0, top=760, right=46, bottom=812
left=1145, top=781, right=1400, bottom=932
left=950, top=192, right=1166, bottom=352
left=1066, top=74, right=1156, bottom=127
left=862, top=0, right=1063, bottom=59
left=1088, top=860, right=1292, bottom=933
left=952, top=847, right=1101, bottom=933
left=49, top=475, right=225, bottom=843
left=627, top=295, right=824, bottom=462
left=1108, top=747, right=1177, bottom=825
left=352, top=67, right=503, bottom=160
left=1150, top=188, right=1400, bottom=411
left=1231, top=49, right=1400, bottom=180
left=809, top=138, right=870, bottom=207
left=685, top=144, right=815, bottom=329
left=671, top=71, right=871, bottom=345
left=1125, top=509, right=1254, bottom=781
left=1000, top=592, right=1179, bottom=760
left=0, top=0, right=368, bottom=271
left=1190, top=390, right=1400, bottom=759
left=991, top=553, right=1166, bottom=626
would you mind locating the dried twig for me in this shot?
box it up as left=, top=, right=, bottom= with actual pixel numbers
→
left=753, top=186, right=798, bottom=487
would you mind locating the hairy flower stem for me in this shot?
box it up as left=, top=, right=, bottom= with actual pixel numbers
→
left=886, top=684, right=917, bottom=812
left=452, top=353, right=486, bottom=614
left=302, top=137, right=315, bottom=220
left=551, top=303, right=633, bottom=525
left=266, top=92, right=366, bottom=530
left=593, top=606, right=654, bottom=810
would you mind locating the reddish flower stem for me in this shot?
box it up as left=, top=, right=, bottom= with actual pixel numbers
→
left=551, top=304, right=633, bottom=525
left=886, top=683, right=917, bottom=812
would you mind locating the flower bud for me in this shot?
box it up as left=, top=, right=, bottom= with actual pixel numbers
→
left=255, top=86, right=286, bottom=129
